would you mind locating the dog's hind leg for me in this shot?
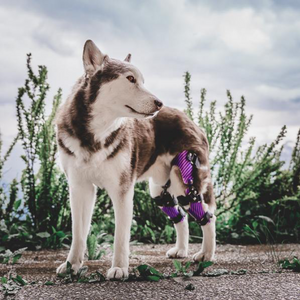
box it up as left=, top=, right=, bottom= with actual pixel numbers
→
left=149, top=178, right=189, bottom=258
left=170, top=163, right=216, bottom=262
left=106, top=185, right=134, bottom=280
left=57, top=173, right=96, bottom=274
left=192, top=184, right=216, bottom=262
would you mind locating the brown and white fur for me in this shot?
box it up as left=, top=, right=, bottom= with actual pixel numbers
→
left=56, top=40, right=216, bottom=279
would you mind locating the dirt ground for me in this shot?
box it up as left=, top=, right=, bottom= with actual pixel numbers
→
left=1, top=243, right=300, bottom=300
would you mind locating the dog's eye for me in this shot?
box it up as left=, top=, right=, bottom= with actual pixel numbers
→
left=126, top=75, right=136, bottom=83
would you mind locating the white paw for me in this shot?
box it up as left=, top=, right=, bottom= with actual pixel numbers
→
left=193, top=251, right=214, bottom=262
left=107, top=267, right=129, bottom=280
left=166, top=247, right=188, bottom=258
left=56, top=261, right=82, bottom=275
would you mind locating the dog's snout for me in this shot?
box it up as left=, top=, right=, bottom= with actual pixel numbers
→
left=154, top=99, right=163, bottom=110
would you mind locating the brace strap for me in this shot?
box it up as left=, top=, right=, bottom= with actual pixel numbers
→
left=162, top=206, right=185, bottom=224
left=153, top=182, right=185, bottom=224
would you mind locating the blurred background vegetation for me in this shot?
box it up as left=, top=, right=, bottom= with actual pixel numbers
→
left=0, top=55, right=299, bottom=252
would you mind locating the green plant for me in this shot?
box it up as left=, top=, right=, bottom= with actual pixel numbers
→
left=57, top=262, right=105, bottom=283
left=16, top=54, right=69, bottom=232
left=1, top=274, right=27, bottom=297
left=0, top=54, right=71, bottom=250
left=0, top=247, right=27, bottom=264
left=0, top=132, right=19, bottom=221
left=279, top=257, right=300, bottom=272
left=172, top=260, right=213, bottom=277
left=184, top=74, right=300, bottom=244
left=183, top=71, right=193, bottom=120
left=87, top=234, right=106, bottom=260
left=135, top=264, right=164, bottom=282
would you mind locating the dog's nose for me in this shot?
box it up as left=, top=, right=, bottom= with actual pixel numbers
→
left=154, top=99, right=163, bottom=110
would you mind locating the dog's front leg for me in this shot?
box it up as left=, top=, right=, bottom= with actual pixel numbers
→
left=57, top=177, right=96, bottom=274
left=107, top=186, right=134, bottom=279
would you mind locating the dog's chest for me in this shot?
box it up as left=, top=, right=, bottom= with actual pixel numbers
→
left=76, top=148, right=130, bottom=189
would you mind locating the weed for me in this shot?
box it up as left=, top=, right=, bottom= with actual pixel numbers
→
left=1, top=274, right=27, bottom=297
left=135, top=264, right=164, bottom=282
left=86, top=234, right=106, bottom=260
left=172, top=260, right=213, bottom=277
left=57, top=262, right=105, bottom=284
left=279, top=257, right=300, bottom=272
left=0, top=247, right=27, bottom=264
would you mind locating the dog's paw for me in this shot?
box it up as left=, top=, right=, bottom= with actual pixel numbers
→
left=56, top=261, right=82, bottom=275
left=166, top=247, right=188, bottom=258
left=192, top=251, right=214, bottom=262
left=107, top=267, right=128, bottom=280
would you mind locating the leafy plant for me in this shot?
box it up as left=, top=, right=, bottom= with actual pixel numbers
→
left=16, top=54, right=69, bottom=233
left=1, top=274, right=27, bottom=297
left=0, top=247, right=27, bottom=264
left=172, top=260, right=193, bottom=277
left=135, top=264, right=164, bottom=282
left=57, top=262, right=105, bottom=283
left=0, top=54, right=70, bottom=250
left=87, top=234, right=106, bottom=260
left=172, top=260, right=213, bottom=277
left=279, top=257, right=300, bottom=272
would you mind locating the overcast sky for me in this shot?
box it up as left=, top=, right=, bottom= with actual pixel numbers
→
left=0, top=0, right=300, bottom=180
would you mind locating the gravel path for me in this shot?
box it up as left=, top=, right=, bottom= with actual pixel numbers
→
left=1, top=243, right=300, bottom=299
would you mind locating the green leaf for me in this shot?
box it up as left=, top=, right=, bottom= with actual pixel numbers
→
left=44, top=281, right=54, bottom=285
left=12, top=254, right=22, bottom=264
left=136, top=264, right=149, bottom=275
left=184, top=261, right=192, bottom=271
left=173, top=260, right=182, bottom=272
left=36, top=232, right=51, bottom=238
left=1, top=277, right=7, bottom=284
left=77, top=266, right=88, bottom=278
left=14, top=199, right=22, bottom=210
left=193, top=261, right=213, bottom=276
left=147, top=275, right=160, bottom=282
left=257, top=215, right=275, bottom=225
left=148, top=266, right=163, bottom=278
left=56, top=231, right=66, bottom=238
left=13, top=275, right=27, bottom=286
left=66, top=261, right=72, bottom=274
left=95, top=271, right=106, bottom=282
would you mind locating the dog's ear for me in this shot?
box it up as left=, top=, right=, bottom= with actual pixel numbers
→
left=124, top=53, right=131, bottom=63
left=83, top=40, right=106, bottom=74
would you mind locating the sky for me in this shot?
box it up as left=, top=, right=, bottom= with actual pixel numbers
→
left=0, top=0, right=300, bottom=181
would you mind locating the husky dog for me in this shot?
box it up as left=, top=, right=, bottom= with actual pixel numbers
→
left=56, top=40, right=216, bottom=279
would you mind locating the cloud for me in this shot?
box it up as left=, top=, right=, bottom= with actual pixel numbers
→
left=0, top=0, right=299, bottom=158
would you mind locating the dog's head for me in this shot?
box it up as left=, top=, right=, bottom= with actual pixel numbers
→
left=83, top=40, right=163, bottom=119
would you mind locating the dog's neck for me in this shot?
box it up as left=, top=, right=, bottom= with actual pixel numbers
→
left=89, top=105, right=125, bottom=143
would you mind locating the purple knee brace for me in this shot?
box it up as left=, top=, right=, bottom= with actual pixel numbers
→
left=172, top=150, right=213, bottom=226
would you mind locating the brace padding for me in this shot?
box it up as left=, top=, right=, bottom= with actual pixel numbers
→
left=153, top=192, right=185, bottom=224
left=153, top=191, right=176, bottom=207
